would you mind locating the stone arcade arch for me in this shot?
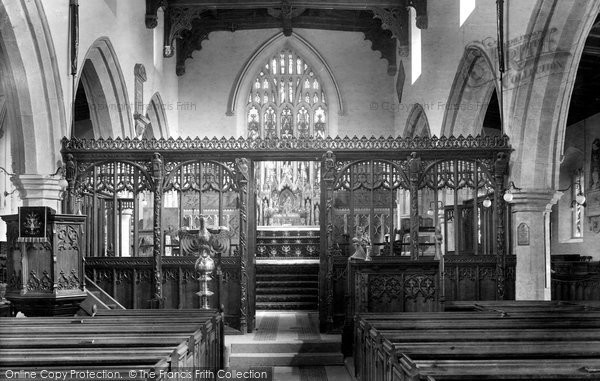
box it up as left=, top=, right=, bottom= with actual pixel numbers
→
left=504, top=0, right=600, bottom=300
left=146, top=92, right=169, bottom=138
left=508, top=1, right=600, bottom=191
left=0, top=0, right=67, bottom=214
left=227, top=32, right=344, bottom=137
left=441, top=46, right=499, bottom=137
left=0, top=0, right=66, bottom=175
left=404, top=103, right=431, bottom=137
left=76, top=37, right=134, bottom=139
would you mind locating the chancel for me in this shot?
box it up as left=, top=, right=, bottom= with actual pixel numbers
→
left=1, top=0, right=600, bottom=380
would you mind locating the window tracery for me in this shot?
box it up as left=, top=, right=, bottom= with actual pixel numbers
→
left=246, top=49, right=328, bottom=139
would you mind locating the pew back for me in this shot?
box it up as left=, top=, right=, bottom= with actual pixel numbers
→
left=0, top=309, right=224, bottom=381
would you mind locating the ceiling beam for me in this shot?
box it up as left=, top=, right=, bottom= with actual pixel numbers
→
left=146, top=0, right=428, bottom=75
left=174, top=10, right=398, bottom=76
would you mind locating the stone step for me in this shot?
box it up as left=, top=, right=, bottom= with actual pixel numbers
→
left=256, top=265, right=319, bottom=274
left=230, top=341, right=339, bottom=354
left=256, top=287, right=317, bottom=295
left=256, top=294, right=318, bottom=303
left=257, top=280, right=318, bottom=288
left=228, top=352, right=343, bottom=367
left=256, top=301, right=318, bottom=310
left=256, top=274, right=318, bottom=281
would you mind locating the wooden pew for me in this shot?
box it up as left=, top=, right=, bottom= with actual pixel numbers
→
left=0, top=309, right=224, bottom=381
left=396, top=356, right=600, bottom=380
left=446, top=300, right=600, bottom=312
left=354, top=311, right=600, bottom=365
left=354, top=306, right=600, bottom=381
left=370, top=333, right=600, bottom=381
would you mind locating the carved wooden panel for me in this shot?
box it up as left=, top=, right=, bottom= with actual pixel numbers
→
left=348, top=259, right=441, bottom=317
left=443, top=255, right=516, bottom=301
left=552, top=260, right=600, bottom=301
left=85, top=257, right=242, bottom=330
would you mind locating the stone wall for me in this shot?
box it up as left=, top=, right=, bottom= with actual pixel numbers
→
left=42, top=0, right=180, bottom=138
left=551, top=112, right=600, bottom=260
left=177, top=28, right=395, bottom=138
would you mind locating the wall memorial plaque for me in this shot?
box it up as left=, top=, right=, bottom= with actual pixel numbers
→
left=517, top=222, right=530, bottom=246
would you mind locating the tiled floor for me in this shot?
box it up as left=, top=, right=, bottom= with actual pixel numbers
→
left=225, top=311, right=354, bottom=381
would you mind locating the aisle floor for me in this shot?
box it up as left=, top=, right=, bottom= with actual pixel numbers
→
left=225, top=311, right=353, bottom=381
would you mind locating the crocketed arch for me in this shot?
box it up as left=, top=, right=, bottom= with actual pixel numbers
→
left=228, top=32, right=343, bottom=137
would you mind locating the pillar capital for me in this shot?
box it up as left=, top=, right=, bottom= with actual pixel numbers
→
left=13, top=174, right=66, bottom=212
left=508, top=189, right=562, bottom=213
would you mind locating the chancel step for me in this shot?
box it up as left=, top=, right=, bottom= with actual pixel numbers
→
left=256, top=301, right=318, bottom=310
left=256, top=274, right=317, bottom=281
left=231, top=341, right=340, bottom=354
left=258, top=287, right=316, bottom=295
left=226, top=312, right=346, bottom=374
left=257, top=280, right=318, bottom=288
left=256, top=262, right=319, bottom=311
left=228, top=352, right=343, bottom=367
left=256, top=294, right=317, bottom=303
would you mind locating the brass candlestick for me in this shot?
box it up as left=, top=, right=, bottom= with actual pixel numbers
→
left=195, top=249, right=215, bottom=310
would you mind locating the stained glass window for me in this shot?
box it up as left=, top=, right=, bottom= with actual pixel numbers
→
left=246, top=48, right=328, bottom=139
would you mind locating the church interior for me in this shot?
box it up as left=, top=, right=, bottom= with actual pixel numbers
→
left=1, top=0, right=600, bottom=380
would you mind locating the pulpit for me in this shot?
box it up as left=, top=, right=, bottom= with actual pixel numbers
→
left=1, top=207, right=87, bottom=316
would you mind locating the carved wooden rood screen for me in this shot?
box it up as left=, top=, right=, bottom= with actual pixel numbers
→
left=61, top=134, right=514, bottom=333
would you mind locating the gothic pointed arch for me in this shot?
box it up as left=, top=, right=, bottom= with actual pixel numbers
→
left=0, top=0, right=66, bottom=175
left=507, top=1, right=600, bottom=192
left=440, top=45, right=499, bottom=137
left=145, top=92, right=169, bottom=138
left=75, top=37, right=133, bottom=139
left=404, top=103, right=430, bottom=137
left=227, top=32, right=343, bottom=137
left=245, top=47, right=329, bottom=139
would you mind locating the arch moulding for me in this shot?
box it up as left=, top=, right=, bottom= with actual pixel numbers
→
left=404, top=103, right=431, bottom=137
left=508, top=0, right=600, bottom=191
left=440, top=45, right=499, bottom=138
left=76, top=37, right=134, bottom=139
left=146, top=92, right=169, bottom=138
left=0, top=0, right=66, bottom=174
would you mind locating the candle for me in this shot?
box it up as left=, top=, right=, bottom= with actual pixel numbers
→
left=344, top=216, right=348, bottom=234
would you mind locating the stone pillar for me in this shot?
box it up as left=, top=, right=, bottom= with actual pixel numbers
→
left=509, top=190, right=561, bottom=300
left=14, top=175, right=66, bottom=212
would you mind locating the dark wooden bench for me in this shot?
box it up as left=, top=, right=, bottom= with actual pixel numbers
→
left=354, top=303, right=600, bottom=381
left=445, top=300, right=600, bottom=312
left=0, top=309, right=224, bottom=380
left=396, top=356, right=600, bottom=380
left=347, top=305, right=600, bottom=357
